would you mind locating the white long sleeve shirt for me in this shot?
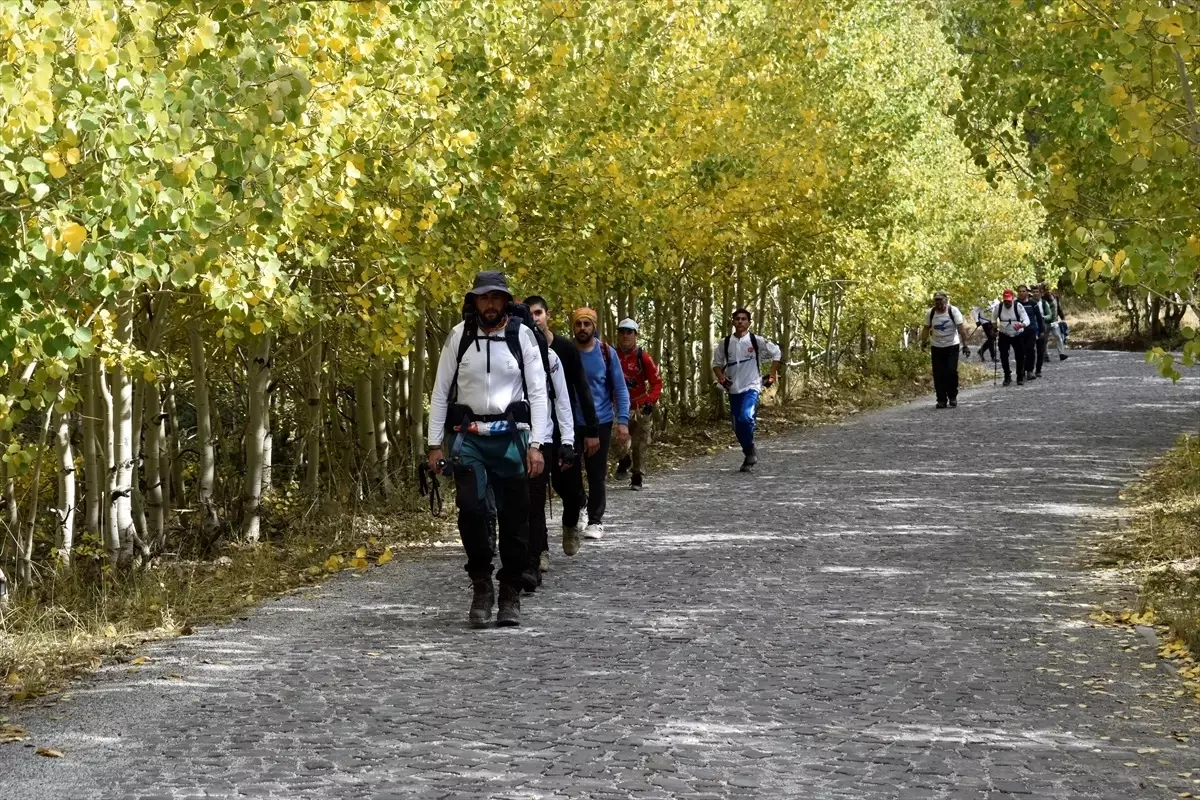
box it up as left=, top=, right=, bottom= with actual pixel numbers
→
left=712, top=332, right=783, bottom=394
left=428, top=320, right=550, bottom=447
left=991, top=301, right=1029, bottom=337
left=546, top=349, right=575, bottom=447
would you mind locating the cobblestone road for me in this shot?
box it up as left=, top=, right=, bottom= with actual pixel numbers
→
left=3, top=351, right=1200, bottom=800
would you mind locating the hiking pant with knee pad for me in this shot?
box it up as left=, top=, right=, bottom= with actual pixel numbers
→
left=451, top=433, right=533, bottom=590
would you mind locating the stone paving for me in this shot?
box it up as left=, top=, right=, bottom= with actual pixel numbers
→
left=3, top=351, right=1200, bottom=800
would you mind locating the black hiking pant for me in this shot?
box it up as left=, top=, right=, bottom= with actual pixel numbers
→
left=930, top=345, right=960, bottom=404
left=527, top=442, right=558, bottom=569
left=555, top=424, right=612, bottom=529
left=1035, top=333, right=1048, bottom=374
left=1021, top=330, right=1037, bottom=377
left=999, top=332, right=1026, bottom=380
left=979, top=322, right=997, bottom=361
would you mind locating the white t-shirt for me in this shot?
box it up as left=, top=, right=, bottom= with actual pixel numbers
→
left=926, top=305, right=964, bottom=348
left=712, top=332, right=783, bottom=394
left=991, top=301, right=1030, bottom=337
left=546, top=349, right=574, bottom=446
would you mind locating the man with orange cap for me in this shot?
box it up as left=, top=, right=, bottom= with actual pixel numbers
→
left=558, top=307, right=630, bottom=551
left=992, top=289, right=1030, bottom=386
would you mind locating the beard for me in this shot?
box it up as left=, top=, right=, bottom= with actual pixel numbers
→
left=574, top=329, right=594, bottom=345
left=478, top=307, right=504, bottom=328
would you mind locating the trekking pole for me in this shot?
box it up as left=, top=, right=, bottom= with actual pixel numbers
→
left=993, top=349, right=998, bottom=386
left=418, top=462, right=445, bottom=517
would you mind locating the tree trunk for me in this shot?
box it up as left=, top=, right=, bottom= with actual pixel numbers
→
left=111, top=301, right=138, bottom=564
left=188, top=324, right=219, bottom=534
left=355, top=372, right=380, bottom=499
left=164, top=379, right=182, bottom=523
left=389, top=358, right=409, bottom=475
left=20, top=400, right=55, bottom=582
left=98, top=360, right=120, bottom=564
left=701, top=286, right=717, bottom=418
left=54, top=406, right=76, bottom=566
left=144, top=385, right=165, bottom=553
left=304, top=323, right=324, bottom=496
left=409, top=301, right=429, bottom=468
left=261, top=387, right=274, bottom=493
left=82, top=357, right=103, bottom=547
left=673, top=291, right=688, bottom=414
left=780, top=281, right=795, bottom=399
left=371, top=363, right=394, bottom=497
left=240, top=333, right=273, bottom=542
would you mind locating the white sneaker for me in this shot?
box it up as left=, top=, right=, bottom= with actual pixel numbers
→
left=582, top=523, right=604, bottom=540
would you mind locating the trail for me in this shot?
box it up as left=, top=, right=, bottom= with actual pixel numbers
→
left=3, top=351, right=1199, bottom=800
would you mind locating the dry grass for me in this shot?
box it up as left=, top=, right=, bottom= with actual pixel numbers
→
left=1096, top=435, right=1200, bottom=655
left=0, top=506, right=443, bottom=704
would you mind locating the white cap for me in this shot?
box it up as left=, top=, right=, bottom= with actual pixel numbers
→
left=617, top=318, right=639, bottom=332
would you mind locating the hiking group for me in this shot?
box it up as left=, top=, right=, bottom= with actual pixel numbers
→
left=920, top=283, right=1070, bottom=408
left=427, top=270, right=780, bottom=628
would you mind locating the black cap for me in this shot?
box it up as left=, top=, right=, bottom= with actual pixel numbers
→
left=467, top=270, right=512, bottom=298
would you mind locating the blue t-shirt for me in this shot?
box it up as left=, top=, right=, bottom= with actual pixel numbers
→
left=574, top=341, right=630, bottom=427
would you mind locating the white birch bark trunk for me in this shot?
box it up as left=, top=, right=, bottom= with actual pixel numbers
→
left=409, top=302, right=428, bottom=467
left=240, top=333, right=273, bottom=542
left=98, top=360, right=120, bottom=565
left=144, top=385, right=165, bottom=553
left=188, top=323, right=219, bottom=533
left=82, top=356, right=102, bottom=545
left=54, top=405, right=75, bottom=566
left=19, top=402, right=54, bottom=582
left=111, top=307, right=137, bottom=564
left=164, top=379, right=182, bottom=522
left=261, top=389, right=273, bottom=493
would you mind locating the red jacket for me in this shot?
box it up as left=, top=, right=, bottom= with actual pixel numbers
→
left=618, top=346, right=663, bottom=409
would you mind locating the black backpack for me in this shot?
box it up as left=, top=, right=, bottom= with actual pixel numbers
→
left=451, top=301, right=555, bottom=407
left=928, top=305, right=960, bottom=326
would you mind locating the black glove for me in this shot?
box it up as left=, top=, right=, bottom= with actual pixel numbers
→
left=961, top=345, right=970, bottom=357
left=762, top=375, right=776, bottom=390
left=641, top=404, right=654, bottom=416
left=557, top=443, right=576, bottom=470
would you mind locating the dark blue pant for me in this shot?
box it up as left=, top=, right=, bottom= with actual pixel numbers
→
left=728, top=390, right=760, bottom=453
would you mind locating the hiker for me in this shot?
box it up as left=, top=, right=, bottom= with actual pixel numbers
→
left=427, top=271, right=550, bottom=628
left=972, top=300, right=998, bottom=363
left=559, top=307, right=630, bottom=549
left=614, top=318, right=663, bottom=491
left=1041, top=284, right=1069, bottom=362
left=919, top=291, right=970, bottom=409
left=712, top=308, right=782, bottom=472
left=1031, top=285, right=1052, bottom=375
left=524, top=296, right=599, bottom=570
left=1016, top=284, right=1045, bottom=381
left=992, top=289, right=1030, bottom=386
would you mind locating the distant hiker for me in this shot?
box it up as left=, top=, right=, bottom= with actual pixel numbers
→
left=427, top=271, right=549, bottom=628
left=1016, top=284, right=1045, bottom=381
left=712, top=308, right=782, bottom=472
left=1031, top=285, right=1052, bottom=375
left=525, top=296, right=599, bottom=567
left=613, top=318, right=663, bottom=491
left=561, top=307, right=630, bottom=544
left=972, top=300, right=998, bottom=363
left=919, top=291, right=970, bottom=409
left=1040, top=284, right=1068, bottom=361
left=992, top=289, right=1030, bottom=386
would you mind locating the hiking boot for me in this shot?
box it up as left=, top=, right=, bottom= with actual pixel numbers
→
left=936, top=401, right=948, bottom=409
left=615, top=455, right=631, bottom=477
left=630, top=472, right=643, bottom=491
left=740, top=445, right=758, bottom=473
left=583, top=523, right=604, bottom=540
left=1034, top=370, right=1042, bottom=378
left=1059, top=353, right=1069, bottom=361
left=1017, top=377, right=1025, bottom=386
left=469, top=576, right=495, bottom=629
left=562, top=526, right=581, bottom=556
left=1026, top=371, right=1035, bottom=381
left=538, top=550, right=550, bottom=574
left=496, top=584, right=521, bottom=627
left=1003, top=375, right=1012, bottom=386
left=949, top=399, right=958, bottom=408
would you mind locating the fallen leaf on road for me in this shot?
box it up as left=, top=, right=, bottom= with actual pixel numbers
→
left=36, top=747, right=64, bottom=758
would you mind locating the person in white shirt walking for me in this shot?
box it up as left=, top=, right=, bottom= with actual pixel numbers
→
left=920, top=291, right=970, bottom=408
left=427, top=271, right=549, bottom=628
left=971, top=300, right=998, bottom=364
left=992, top=289, right=1031, bottom=386
left=712, top=308, right=782, bottom=472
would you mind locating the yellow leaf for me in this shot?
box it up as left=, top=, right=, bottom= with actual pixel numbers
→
left=249, top=320, right=265, bottom=335
left=61, top=222, right=88, bottom=254
left=65, top=147, right=81, bottom=165
left=376, top=548, right=393, bottom=566
left=48, top=161, right=67, bottom=179
left=131, top=656, right=149, bottom=666
left=325, top=555, right=343, bottom=571
left=103, top=624, right=117, bottom=638
left=4, top=672, right=21, bottom=685
left=36, top=747, right=65, bottom=758
left=355, top=547, right=367, bottom=559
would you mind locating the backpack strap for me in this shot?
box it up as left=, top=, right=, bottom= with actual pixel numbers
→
left=503, top=317, right=527, bottom=400
left=749, top=333, right=762, bottom=372
left=636, top=347, right=647, bottom=382
left=450, top=322, right=479, bottom=404
left=600, top=341, right=614, bottom=398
